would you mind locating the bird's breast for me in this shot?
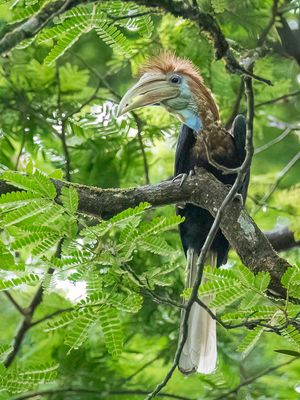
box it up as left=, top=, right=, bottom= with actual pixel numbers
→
left=193, top=128, right=238, bottom=170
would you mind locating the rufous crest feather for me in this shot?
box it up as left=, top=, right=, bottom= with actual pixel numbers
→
left=140, top=51, right=220, bottom=123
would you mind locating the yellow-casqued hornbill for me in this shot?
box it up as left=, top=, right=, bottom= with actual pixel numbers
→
left=117, top=52, right=250, bottom=375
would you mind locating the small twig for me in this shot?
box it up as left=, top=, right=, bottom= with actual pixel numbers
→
left=107, top=11, right=159, bottom=21
left=119, top=355, right=160, bottom=385
left=30, top=306, right=74, bottom=327
left=133, top=114, right=150, bottom=185
left=254, top=126, right=293, bottom=155
left=213, top=358, right=298, bottom=400
left=4, top=241, right=62, bottom=367
left=4, top=291, right=26, bottom=316
left=11, top=388, right=194, bottom=400
left=255, top=90, right=300, bottom=109
left=257, top=0, right=279, bottom=47
left=253, top=151, right=300, bottom=215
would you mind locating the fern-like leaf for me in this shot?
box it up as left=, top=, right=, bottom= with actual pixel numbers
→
left=99, top=306, right=123, bottom=358
left=60, top=186, right=78, bottom=214
left=237, top=327, right=264, bottom=357
left=65, top=313, right=99, bottom=353
left=2, top=170, right=56, bottom=199
left=44, top=24, right=87, bottom=65
left=0, top=363, right=58, bottom=394
left=138, top=236, right=175, bottom=256
left=0, top=274, right=39, bottom=290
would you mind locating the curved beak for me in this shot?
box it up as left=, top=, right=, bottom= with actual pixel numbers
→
left=117, top=73, right=180, bottom=117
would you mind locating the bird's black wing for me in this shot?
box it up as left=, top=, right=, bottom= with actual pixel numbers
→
left=231, top=114, right=251, bottom=202
left=174, top=124, right=196, bottom=176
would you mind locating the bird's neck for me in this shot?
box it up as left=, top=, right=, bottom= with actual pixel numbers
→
left=195, top=84, right=220, bottom=131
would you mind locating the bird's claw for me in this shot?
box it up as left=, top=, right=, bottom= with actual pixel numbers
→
left=172, top=169, right=195, bottom=187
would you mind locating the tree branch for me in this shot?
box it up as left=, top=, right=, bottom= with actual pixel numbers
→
left=0, top=166, right=292, bottom=297
left=213, top=358, right=298, bottom=400
left=3, top=291, right=26, bottom=316
left=265, top=227, right=300, bottom=252
left=253, top=151, right=300, bottom=215
left=11, top=388, right=194, bottom=400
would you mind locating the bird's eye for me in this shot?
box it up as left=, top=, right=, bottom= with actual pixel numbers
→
left=170, top=75, right=181, bottom=84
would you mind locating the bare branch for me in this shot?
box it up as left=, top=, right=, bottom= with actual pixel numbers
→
left=3, top=292, right=26, bottom=316
left=253, top=151, right=300, bottom=215
left=213, top=358, right=298, bottom=400
left=3, top=242, right=62, bottom=368
left=254, top=126, right=294, bottom=155
left=266, top=227, right=300, bottom=252
left=255, top=90, right=300, bottom=109
left=11, top=387, right=194, bottom=400
left=133, top=114, right=150, bottom=185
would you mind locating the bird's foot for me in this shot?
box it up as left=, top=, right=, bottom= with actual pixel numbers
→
left=172, top=169, right=195, bottom=187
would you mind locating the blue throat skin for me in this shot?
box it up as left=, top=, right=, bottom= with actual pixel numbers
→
left=178, top=108, right=202, bottom=132
left=185, top=113, right=202, bottom=132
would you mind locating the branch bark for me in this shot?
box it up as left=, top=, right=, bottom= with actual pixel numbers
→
left=0, top=169, right=292, bottom=297
left=265, top=227, right=300, bottom=252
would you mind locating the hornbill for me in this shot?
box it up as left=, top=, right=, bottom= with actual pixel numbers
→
left=117, top=52, right=250, bottom=375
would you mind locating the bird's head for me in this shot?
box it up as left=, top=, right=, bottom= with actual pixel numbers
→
left=117, top=52, right=219, bottom=132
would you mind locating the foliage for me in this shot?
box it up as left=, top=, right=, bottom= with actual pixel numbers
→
left=0, top=0, right=299, bottom=399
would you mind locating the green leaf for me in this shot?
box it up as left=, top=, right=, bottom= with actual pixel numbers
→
left=281, top=266, right=300, bottom=299
left=1, top=200, right=51, bottom=227
left=65, top=312, right=99, bottom=353
left=210, top=286, right=247, bottom=308
left=280, top=325, right=300, bottom=351
left=2, top=170, right=56, bottom=199
left=237, top=327, right=264, bottom=357
left=44, top=24, right=87, bottom=65
left=0, top=191, right=41, bottom=209
left=99, top=306, right=123, bottom=358
left=274, top=349, right=300, bottom=357
left=138, top=236, right=175, bottom=256
left=0, top=240, right=15, bottom=270
left=0, top=363, right=58, bottom=394
left=0, top=274, right=39, bottom=291
left=60, top=186, right=78, bottom=214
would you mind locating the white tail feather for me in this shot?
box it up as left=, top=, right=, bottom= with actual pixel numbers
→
left=178, top=249, right=217, bottom=374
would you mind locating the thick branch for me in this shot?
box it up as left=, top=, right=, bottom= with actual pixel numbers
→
left=11, top=388, right=193, bottom=400
left=265, top=227, right=300, bottom=252
left=0, top=169, right=291, bottom=296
